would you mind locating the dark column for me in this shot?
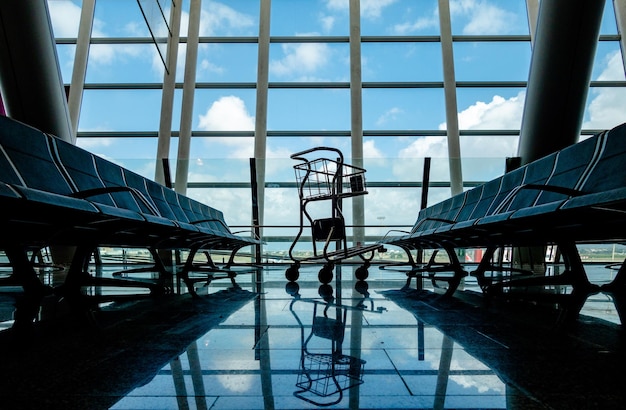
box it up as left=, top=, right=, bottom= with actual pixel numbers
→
left=0, top=0, right=73, bottom=142
left=518, top=0, right=605, bottom=164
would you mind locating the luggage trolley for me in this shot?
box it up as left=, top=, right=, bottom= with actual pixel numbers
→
left=285, top=147, right=385, bottom=283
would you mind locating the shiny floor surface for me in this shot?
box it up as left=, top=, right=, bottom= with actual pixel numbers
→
left=0, top=263, right=624, bottom=409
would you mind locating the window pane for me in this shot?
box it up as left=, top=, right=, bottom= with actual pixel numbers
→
left=362, top=186, right=421, bottom=228
left=268, top=89, right=351, bottom=130
left=199, top=0, right=259, bottom=36
left=197, top=43, right=258, bottom=82
left=187, top=188, right=252, bottom=228
left=455, top=88, right=526, bottom=130
left=362, top=0, right=440, bottom=36
left=56, top=44, right=76, bottom=83
left=600, top=1, right=619, bottom=34
left=76, top=140, right=159, bottom=164
left=583, top=87, right=626, bottom=130
left=188, top=138, right=254, bottom=161
left=362, top=42, right=443, bottom=82
left=93, top=0, right=152, bottom=37
left=86, top=44, right=164, bottom=83
left=269, top=43, right=349, bottom=82
left=192, top=89, right=256, bottom=132
left=271, top=0, right=347, bottom=36
left=80, top=90, right=163, bottom=131
left=48, top=0, right=81, bottom=38
left=453, top=41, right=531, bottom=81
left=450, top=0, right=530, bottom=35
left=362, top=88, right=446, bottom=130
left=591, top=43, right=625, bottom=81
left=460, top=136, right=518, bottom=178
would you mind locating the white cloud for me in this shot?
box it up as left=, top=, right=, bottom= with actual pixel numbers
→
left=393, top=16, right=439, bottom=34
left=363, top=140, right=384, bottom=159
left=583, top=51, right=626, bottom=130
left=197, top=96, right=255, bottom=158
left=270, top=42, right=331, bottom=78
left=325, top=0, right=398, bottom=19
left=597, top=51, right=626, bottom=82
left=198, top=2, right=254, bottom=36
left=76, top=137, right=114, bottom=150
left=198, top=95, right=255, bottom=132
left=399, top=136, right=450, bottom=160
left=48, top=0, right=121, bottom=70
left=392, top=90, right=522, bottom=183
left=450, top=0, right=517, bottom=35
left=375, top=107, right=404, bottom=126
left=393, top=5, right=439, bottom=35
left=200, top=57, right=225, bottom=75
left=320, top=15, right=336, bottom=33
left=447, top=92, right=525, bottom=131
left=48, top=0, right=83, bottom=37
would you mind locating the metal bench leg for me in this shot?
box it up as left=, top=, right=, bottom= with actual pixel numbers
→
left=4, top=246, right=54, bottom=333
left=601, top=257, right=626, bottom=295
left=433, top=246, right=468, bottom=297
left=471, top=246, right=498, bottom=291
left=600, top=257, right=626, bottom=325
left=180, top=246, right=201, bottom=298
left=485, top=242, right=598, bottom=294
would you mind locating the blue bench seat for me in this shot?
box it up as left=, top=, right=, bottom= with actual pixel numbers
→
left=0, top=115, right=260, bottom=326
left=379, top=122, right=626, bottom=320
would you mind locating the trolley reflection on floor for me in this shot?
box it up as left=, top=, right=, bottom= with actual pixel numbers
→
left=286, top=279, right=386, bottom=406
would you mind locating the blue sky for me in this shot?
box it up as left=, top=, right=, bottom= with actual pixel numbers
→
left=45, top=0, right=626, bottom=234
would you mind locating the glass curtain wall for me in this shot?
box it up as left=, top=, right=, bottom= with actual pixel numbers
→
left=49, top=0, right=626, bottom=261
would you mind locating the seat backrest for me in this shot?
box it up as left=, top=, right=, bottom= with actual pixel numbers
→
left=466, top=178, right=502, bottom=220
left=161, top=186, right=192, bottom=224
left=92, top=155, right=154, bottom=214
left=484, top=165, right=526, bottom=215
left=0, top=116, right=74, bottom=195
left=454, top=184, right=484, bottom=223
left=192, top=199, right=230, bottom=234
left=0, top=144, right=23, bottom=186
left=410, top=204, right=436, bottom=234
left=182, top=195, right=228, bottom=234
left=439, top=191, right=468, bottom=223
left=418, top=198, right=453, bottom=232
left=141, top=175, right=178, bottom=220
left=535, top=132, right=603, bottom=205
left=52, top=137, right=118, bottom=207
left=177, top=194, right=204, bottom=226
left=503, top=152, right=558, bottom=212
left=576, top=123, right=626, bottom=194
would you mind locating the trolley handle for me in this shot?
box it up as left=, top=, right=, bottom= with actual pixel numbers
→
left=290, top=146, right=344, bottom=163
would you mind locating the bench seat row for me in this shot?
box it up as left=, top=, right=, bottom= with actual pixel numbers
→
left=379, top=121, right=626, bottom=313
left=0, top=115, right=259, bottom=323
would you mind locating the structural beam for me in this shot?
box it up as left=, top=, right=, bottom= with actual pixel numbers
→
left=518, top=0, right=605, bottom=164
left=0, top=0, right=73, bottom=142
left=438, top=0, right=463, bottom=196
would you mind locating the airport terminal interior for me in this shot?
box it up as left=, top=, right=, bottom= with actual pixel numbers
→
left=1, top=0, right=626, bottom=409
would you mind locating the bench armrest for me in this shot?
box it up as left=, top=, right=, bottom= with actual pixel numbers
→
left=492, top=183, right=582, bottom=214
left=71, top=186, right=160, bottom=216
left=380, top=229, right=412, bottom=242
left=190, top=217, right=229, bottom=230
left=409, top=216, right=455, bottom=234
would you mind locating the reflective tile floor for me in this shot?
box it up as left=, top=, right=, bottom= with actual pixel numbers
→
left=0, top=263, right=624, bottom=409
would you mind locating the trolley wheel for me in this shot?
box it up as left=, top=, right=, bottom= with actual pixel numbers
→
left=355, top=265, right=369, bottom=280
left=318, top=284, right=334, bottom=302
left=285, top=281, right=300, bottom=297
left=318, top=265, right=334, bottom=284
left=355, top=280, right=369, bottom=295
left=285, top=265, right=300, bottom=282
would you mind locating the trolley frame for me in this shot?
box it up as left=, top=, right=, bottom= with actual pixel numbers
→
left=286, top=147, right=385, bottom=282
